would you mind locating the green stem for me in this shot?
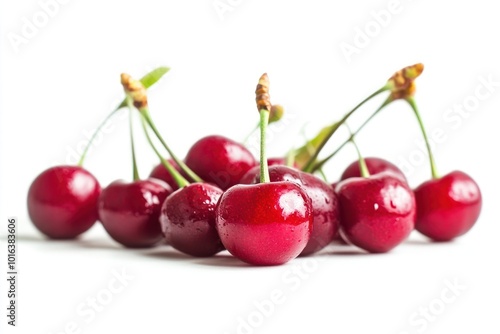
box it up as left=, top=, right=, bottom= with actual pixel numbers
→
left=139, top=107, right=203, bottom=183
left=77, top=107, right=121, bottom=166
left=285, top=149, right=296, bottom=167
left=348, top=127, right=369, bottom=178
left=406, top=97, right=439, bottom=179
left=260, top=109, right=271, bottom=183
left=78, top=67, right=169, bottom=167
left=302, top=85, right=390, bottom=172
left=243, top=123, right=259, bottom=144
left=140, top=113, right=190, bottom=188
left=126, top=98, right=140, bottom=181
left=310, top=96, right=392, bottom=173
left=317, top=168, right=328, bottom=182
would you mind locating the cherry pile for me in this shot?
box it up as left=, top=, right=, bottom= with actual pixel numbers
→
left=27, top=64, right=483, bottom=265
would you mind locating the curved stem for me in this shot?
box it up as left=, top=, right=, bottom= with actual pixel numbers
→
left=140, top=113, right=190, bottom=188
left=77, top=107, right=121, bottom=166
left=126, top=98, right=140, bottom=181
left=317, top=168, right=328, bottom=182
left=285, top=149, right=296, bottom=167
left=310, top=96, right=392, bottom=173
left=302, top=85, right=390, bottom=172
left=243, top=123, right=259, bottom=144
left=406, top=97, right=439, bottom=179
left=260, top=109, right=271, bottom=183
left=140, top=108, right=203, bottom=183
left=347, top=125, right=369, bottom=178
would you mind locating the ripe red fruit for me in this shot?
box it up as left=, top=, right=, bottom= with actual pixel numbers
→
left=216, top=182, right=313, bottom=265
left=414, top=171, right=482, bottom=241
left=336, top=172, right=416, bottom=253
left=341, top=157, right=406, bottom=181
left=240, top=165, right=340, bottom=255
left=159, top=183, right=224, bottom=257
left=27, top=166, right=101, bottom=239
left=184, top=135, right=256, bottom=190
left=98, top=179, right=171, bottom=248
left=266, top=157, right=298, bottom=168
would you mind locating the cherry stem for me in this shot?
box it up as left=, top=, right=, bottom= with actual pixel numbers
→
left=243, top=123, right=259, bottom=144
left=347, top=125, right=370, bottom=178
left=260, top=109, right=271, bottom=183
left=310, top=96, right=392, bottom=173
left=77, top=107, right=121, bottom=167
left=126, top=97, right=140, bottom=181
left=302, top=85, right=390, bottom=172
left=139, top=107, right=203, bottom=183
left=139, top=113, right=190, bottom=188
left=406, top=97, right=439, bottom=179
left=285, top=149, right=295, bottom=167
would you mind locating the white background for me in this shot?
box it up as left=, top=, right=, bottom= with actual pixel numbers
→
left=1, top=1, right=499, bottom=333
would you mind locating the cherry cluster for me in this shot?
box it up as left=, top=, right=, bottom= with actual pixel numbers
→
left=27, top=64, right=482, bottom=266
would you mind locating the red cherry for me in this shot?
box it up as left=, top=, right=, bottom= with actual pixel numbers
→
left=184, top=135, right=256, bottom=190
left=341, top=157, right=406, bottom=181
left=240, top=165, right=340, bottom=255
left=267, top=157, right=298, bottom=168
left=216, top=182, right=313, bottom=265
left=149, top=158, right=188, bottom=191
left=159, top=183, right=224, bottom=257
left=98, top=179, right=172, bottom=248
left=27, top=166, right=101, bottom=239
left=414, top=171, right=482, bottom=241
left=336, top=172, right=416, bottom=253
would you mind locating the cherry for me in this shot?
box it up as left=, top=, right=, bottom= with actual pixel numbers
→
left=341, top=157, right=406, bottom=181
left=414, top=171, right=481, bottom=241
left=336, top=136, right=415, bottom=253
left=184, top=135, right=256, bottom=190
left=267, top=157, right=288, bottom=166
left=149, top=158, right=188, bottom=191
left=403, top=98, right=482, bottom=241
left=27, top=166, right=101, bottom=239
left=337, top=172, right=416, bottom=253
left=216, top=73, right=313, bottom=265
left=160, top=183, right=224, bottom=256
left=98, top=179, right=171, bottom=247
left=240, top=165, right=340, bottom=255
left=267, top=157, right=298, bottom=168
left=122, top=73, right=224, bottom=256
left=216, top=182, right=312, bottom=265
left=27, top=67, right=171, bottom=241
left=98, top=86, right=174, bottom=248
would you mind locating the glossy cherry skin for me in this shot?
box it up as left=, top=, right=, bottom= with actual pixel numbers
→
left=98, top=179, right=172, bottom=248
left=240, top=165, right=340, bottom=255
left=414, top=171, right=482, bottom=241
left=341, top=157, right=406, bottom=181
left=216, top=182, right=313, bottom=266
left=184, top=135, right=256, bottom=190
left=27, top=166, right=101, bottom=239
left=149, top=158, right=187, bottom=191
left=336, top=172, right=416, bottom=253
left=267, top=157, right=298, bottom=168
left=159, top=183, right=224, bottom=257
